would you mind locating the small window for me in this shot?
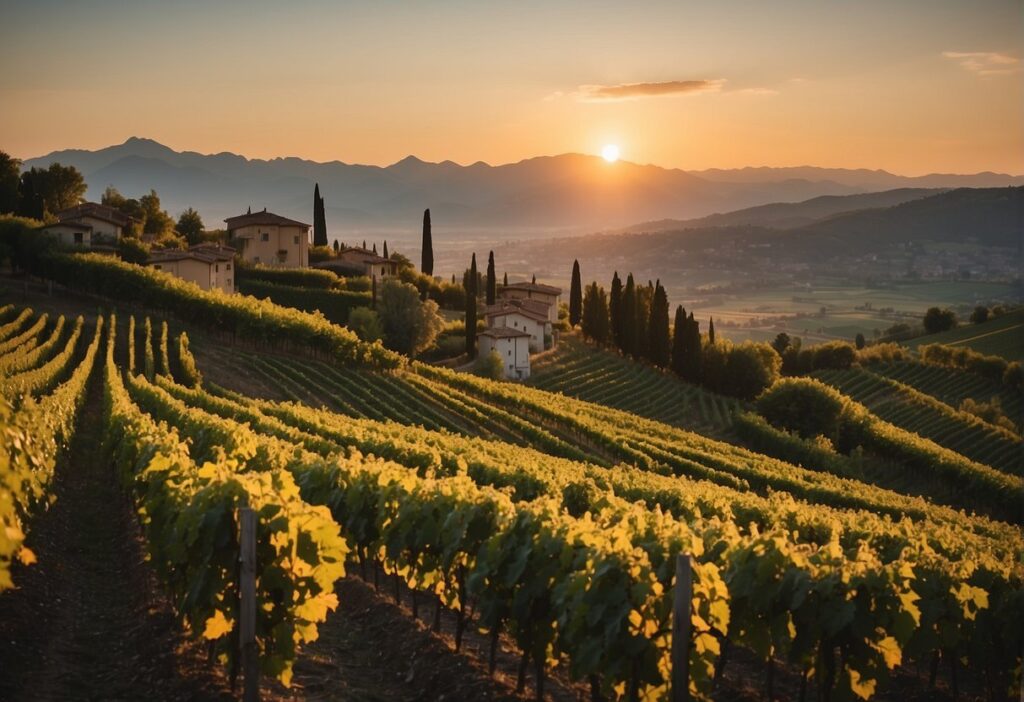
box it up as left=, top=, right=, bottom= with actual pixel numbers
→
left=294, top=235, right=299, bottom=245
left=507, top=349, right=511, bottom=356
left=215, top=264, right=219, bottom=272
left=226, top=263, right=232, bottom=270
left=254, top=256, right=260, bottom=263
left=226, top=278, right=232, bottom=286
left=261, top=232, right=270, bottom=242
left=74, top=232, right=83, bottom=244
left=153, top=264, right=162, bottom=270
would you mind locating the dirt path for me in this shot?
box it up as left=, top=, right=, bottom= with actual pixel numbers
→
left=0, top=365, right=231, bottom=701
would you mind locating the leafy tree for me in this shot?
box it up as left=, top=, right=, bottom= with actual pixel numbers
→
left=923, top=306, right=957, bottom=334
left=970, top=306, right=989, bottom=324
left=581, top=281, right=610, bottom=344
left=854, top=332, right=866, bottom=350
left=569, top=259, right=582, bottom=328
left=771, top=332, right=791, bottom=356
left=17, top=163, right=86, bottom=219
left=101, top=185, right=127, bottom=210
left=177, top=208, right=204, bottom=245
left=0, top=151, right=21, bottom=214
left=723, top=341, right=781, bottom=400
left=377, top=278, right=443, bottom=357
left=647, top=281, right=670, bottom=367
left=757, top=377, right=853, bottom=444
left=465, top=253, right=477, bottom=358
left=671, top=305, right=686, bottom=376
left=421, top=208, right=433, bottom=276
left=486, top=251, right=496, bottom=305
left=140, top=190, right=174, bottom=237
left=312, top=183, right=328, bottom=247
left=347, top=306, right=383, bottom=342
left=609, top=272, right=623, bottom=348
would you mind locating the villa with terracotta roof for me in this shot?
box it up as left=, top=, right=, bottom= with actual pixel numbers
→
left=225, top=209, right=310, bottom=268
left=497, top=281, right=562, bottom=323
left=478, top=326, right=532, bottom=380
left=42, top=201, right=134, bottom=248
left=484, top=300, right=552, bottom=351
left=147, top=244, right=236, bottom=294
left=316, top=246, right=398, bottom=279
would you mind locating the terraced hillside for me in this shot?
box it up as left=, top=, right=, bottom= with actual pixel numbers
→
left=873, top=360, right=1023, bottom=427
left=815, top=366, right=1022, bottom=475
left=908, top=309, right=1024, bottom=360
left=3, top=282, right=1022, bottom=700
left=528, top=335, right=741, bottom=435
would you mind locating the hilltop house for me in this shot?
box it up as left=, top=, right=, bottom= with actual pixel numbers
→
left=497, top=281, right=562, bottom=323
left=43, top=202, right=133, bottom=248
left=147, top=244, right=236, bottom=294
left=316, top=246, right=398, bottom=279
left=225, top=209, right=310, bottom=268
left=479, top=327, right=532, bottom=380
left=484, top=300, right=552, bottom=351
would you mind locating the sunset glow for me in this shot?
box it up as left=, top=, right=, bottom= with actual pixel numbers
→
left=602, top=145, right=620, bottom=163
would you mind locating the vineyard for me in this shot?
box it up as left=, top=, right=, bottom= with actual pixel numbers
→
left=529, top=336, right=741, bottom=435
left=814, top=367, right=1022, bottom=476
left=2, top=295, right=1023, bottom=701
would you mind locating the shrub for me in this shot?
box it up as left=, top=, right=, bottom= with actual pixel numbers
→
left=923, top=307, right=957, bottom=334
left=347, top=307, right=383, bottom=343
left=377, top=278, right=445, bottom=358
left=237, top=278, right=371, bottom=326
left=176, top=332, right=202, bottom=387
left=237, top=263, right=342, bottom=290
left=959, top=397, right=1018, bottom=433
left=856, top=342, right=908, bottom=365
left=476, top=349, right=505, bottom=380
left=756, top=377, right=850, bottom=443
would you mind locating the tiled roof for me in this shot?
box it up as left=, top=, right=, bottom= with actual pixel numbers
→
left=500, top=281, right=562, bottom=296
left=484, top=302, right=549, bottom=324
left=56, top=202, right=131, bottom=227
left=225, top=209, right=310, bottom=229
left=44, top=220, right=93, bottom=232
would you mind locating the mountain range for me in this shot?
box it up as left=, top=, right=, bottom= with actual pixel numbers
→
left=23, top=137, right=1024, bottom=235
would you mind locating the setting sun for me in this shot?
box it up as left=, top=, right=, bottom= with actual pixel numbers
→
left=602, top=144, right=620, bottom=163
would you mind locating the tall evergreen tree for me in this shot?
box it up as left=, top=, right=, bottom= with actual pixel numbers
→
left=671, top=306, right=687, bottom=376
left=486, top=251, right=496, bottom=305
left=634, top=282, right=652, bottom=360
left=312, top=183, right=328, bottom=247
left=332, top=240, right=340, bottom=253
left=648, top=281, right=670, bottom=367
left=532, top=274, right=536, bottom=284
left=581, top=282, right=610, bottom=343
left=682, top=313, right=702, bottom=382
left=503, top=272, right=508, bottom=286
left=371, top=274, right=377, bottom=310
left=569, top=259, right=583, bottom=328
left=621, top=274, right=636, bottom=357
left=421, top=209, right=433, bottom=276
left=372, top=243, right=378, bottom=254
left=610, top=272, right=623, bottom=348
left=708, top=316, right=716, bottom=345
left=465, top=253, right=477, bottom=358
left=383, top=240, right=389, bottom=258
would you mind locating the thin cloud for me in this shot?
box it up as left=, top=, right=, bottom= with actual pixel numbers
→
left=729, top=87, right=779, bottom=96
left=942, top=51, right=1021, bottom=76
left=572, top=79, right=725, bottom=102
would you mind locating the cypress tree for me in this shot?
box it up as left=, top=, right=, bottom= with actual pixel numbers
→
left=682, top=313, right=702, bottom=382
left=671, top=306, right=687, bottom=376
left=621, top=274, right=636, bottom=357
left=383, top=240, right=389, bottom=258
left=569, top=259, right=582, bottom=328
left=371, top=274, right=377, bottom=310
left=708, top=316, right=716, bottom=345
left=312, top=183, right=328, bottom=247
left=503, top=272, right=508, bottom=287
left=421, top=209, right=433, bottom=276
left=610, top=272, right=623, bottom=348
left=582, top=282, right=610, bottom=344
left=648, top=281, right=670, bottom=367
left=486, top=251, right=496, bottom=305
left=532, top=274, right=536, bottom=284
left=634, top=282, right=652, bottom=360
left=466, top=253, right=477, bottom=358
left=363, top=240, right=367, bottom=250
left=332, top=239, right=340, bottom=254
left=372, top=243, right=378, bottom=254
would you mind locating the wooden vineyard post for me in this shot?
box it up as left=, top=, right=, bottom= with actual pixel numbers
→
left=239, top=507, right=259, bottom=702
left=671, top=553, right=692, bottom=702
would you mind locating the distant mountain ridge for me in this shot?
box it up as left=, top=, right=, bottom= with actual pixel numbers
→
left=23, top=137, right=1024, bottom=235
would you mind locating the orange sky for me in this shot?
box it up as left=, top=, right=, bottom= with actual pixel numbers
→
left=1, top=1, right=1021, bottom=174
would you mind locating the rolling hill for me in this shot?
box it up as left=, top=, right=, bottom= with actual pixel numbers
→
left=22, top=137, right=1024, bottom=235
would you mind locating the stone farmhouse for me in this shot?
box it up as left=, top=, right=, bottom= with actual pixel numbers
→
left=147, top=244, right=236, bottom=294
left=479, top=327, right=532, bottom=380
left=42, top=202, right=133, bottom=249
